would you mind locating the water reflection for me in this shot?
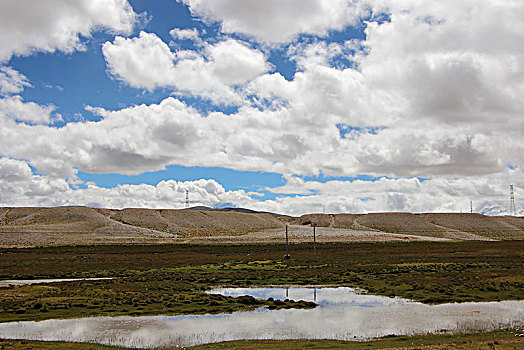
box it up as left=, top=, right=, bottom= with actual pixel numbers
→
left=0, top=278, right=113, bottom=287
left=207, top=286, right=409, bottom=307
left=0, top=287, right=522, bottom=348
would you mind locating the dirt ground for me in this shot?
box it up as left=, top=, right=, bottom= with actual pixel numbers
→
left=185, top=225, right=453, bottom=244
left=0, top=226, right=455, bottom=247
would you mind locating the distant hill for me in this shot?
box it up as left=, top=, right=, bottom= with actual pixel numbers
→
left=0, top=207, right=522, bottom=246
left=0, top=206, right=285, bottom=238
left=290, top=212, right=524, bottom=240
left=184, top=205, right=290, bottom=218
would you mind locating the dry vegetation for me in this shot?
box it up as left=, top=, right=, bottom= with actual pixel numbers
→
left=422, top=213, right=524, bottom=240
left=0, top=207, right=284, bottom=246
left=0, top=207, right=523, bottom=247
left=291, top=212, right=524, bottom=241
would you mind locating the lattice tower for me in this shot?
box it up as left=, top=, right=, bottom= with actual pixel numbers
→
left=510, top=185, right=516, bottom=216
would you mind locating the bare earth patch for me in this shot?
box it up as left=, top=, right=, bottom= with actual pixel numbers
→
left=186, top=225, right=451, bottom=244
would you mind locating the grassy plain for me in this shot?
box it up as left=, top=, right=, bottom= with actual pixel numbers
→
left=0, top=329, right=523, bottom=349
left=0, top=241, right=522, bottom=324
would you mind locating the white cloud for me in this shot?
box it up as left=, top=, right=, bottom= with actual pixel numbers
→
left=0, top=96, right=55, bottom=124
left=361, top=0, right=524, bottom=125
left=288, top=41, right=348, bottom=68
left=208, top=40, right=269, bottom=85
left=169, top=28, right=201, bottom=42
left=103, top=32, right=177, bottom=91
left=0, top=157, right=32, bottom=181
left=251, top=170, right=524, bottom=216
left=179, top=0, right=370, bottom=43
left=103, top=32, right=269, bottom=104
left=1, top=157, right=522, bottom=216
left=0, top=67, right=31, bottom=95
left=0, top=157, right=253, bottom=209
left=0, top=157, right=70, bottom=205
left=0, top=0, right=138, bottom=62
left=1, top=91, right=515, bottom=184
left=1, top=0, right=524, bottom=215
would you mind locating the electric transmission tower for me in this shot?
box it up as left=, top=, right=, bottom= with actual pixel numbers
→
left=185, top=190, right=189, bottom=208
left=509, top=185, right=516, bottom=216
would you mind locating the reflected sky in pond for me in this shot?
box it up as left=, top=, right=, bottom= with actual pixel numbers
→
left=0, top=287, right=522, bottom=348
left=0, top=278, right=113, bottom=288
left=207, top=286, right=408, bottom=307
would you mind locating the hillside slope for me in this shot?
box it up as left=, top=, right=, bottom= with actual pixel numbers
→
left=1, top=207, right=523, bottom=246
left=291, top=212, right=524, bottom=240
left=0, top=207, right=284, bottom=237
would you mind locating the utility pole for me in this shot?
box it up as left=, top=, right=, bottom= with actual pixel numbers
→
left=313, top=224, right=317, bottom=262
left=284, top=225, right=290, bottom=260
left=510, top=185, right=516, bottom=216
left=470, top=200, right=473, bottom=214
left=185, top=190, right=189, bottom=208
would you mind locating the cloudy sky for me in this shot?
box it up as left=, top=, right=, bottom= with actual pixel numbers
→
left=0, top=0, right=522, bottom=216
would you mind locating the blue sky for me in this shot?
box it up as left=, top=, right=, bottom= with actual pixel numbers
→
left=0, top=0, right=522, bottom=215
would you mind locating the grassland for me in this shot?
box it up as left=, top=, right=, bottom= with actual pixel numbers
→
left=0, top=329, right=522, bottom=349
left=0, top=241, right=522, bottom=323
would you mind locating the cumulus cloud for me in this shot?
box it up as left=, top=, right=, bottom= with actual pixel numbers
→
left=0, top=157, right=253, bottom=209
left=1, top=0, right=523, bottom=214
left=1, top=157, right=521, bottom=216
left=0, top=96, right=55, bottom=124
left=251, top=170, right=524, bottom=216
left=0, top=0, right=138, bottom=61
left=103, top=32, right=269, bottom=103
left=92, top=1, right=523, bottom=180
left=179, top=0, right=370, bottom=43
left=169, top=28, right=201, bottom=42
left=0, top=158, right=70, bottom=205
left=103, top=32, right=177, bottom=91
left=0, top=157, right=33, bottom=182
left=0, top=92, right=517, bottom=185
left=361, top=0, right=524, bottom=123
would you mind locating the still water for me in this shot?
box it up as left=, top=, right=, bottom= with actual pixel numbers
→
left=0, top=278, right=113, bottom=287
left=0, top=287, right=522, bottom=348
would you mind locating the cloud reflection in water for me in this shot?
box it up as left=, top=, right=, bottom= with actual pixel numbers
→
left=0, top=287, right=522, bottom=348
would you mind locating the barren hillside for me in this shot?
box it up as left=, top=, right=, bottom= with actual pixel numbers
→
left=0, top=206, right=284, bottom=246
left=0, top=207, right=523, bottom=246
left=291, top=212, right=524, bottom=241
left=422, top=213, right=524, bottom=240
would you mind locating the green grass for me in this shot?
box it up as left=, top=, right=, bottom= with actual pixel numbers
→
left=0, top=241, right=522, bottom=323
left=191, top=329, right=524, bottom=349
left=0, top=329, right=522, bottom=349
left=0, top=339, right=124, bottom=349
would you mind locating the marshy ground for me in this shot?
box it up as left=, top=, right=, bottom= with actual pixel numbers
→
left=0, top=241, right=522, bottom=323
left=0, top=240, right=522, bottom=348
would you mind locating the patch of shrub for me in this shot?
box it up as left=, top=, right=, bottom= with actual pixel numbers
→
left=237, top=295, right=258, bottom=305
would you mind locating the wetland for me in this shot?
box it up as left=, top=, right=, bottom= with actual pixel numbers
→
left=0, top=287, right=522, bottom=348
left=0, top=241, right=522, bottom=348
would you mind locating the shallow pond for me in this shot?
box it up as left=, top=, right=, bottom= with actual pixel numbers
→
left=0, top=278, right=113, bottom=287
left=0, top=287, right=522, bottom=348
